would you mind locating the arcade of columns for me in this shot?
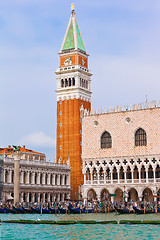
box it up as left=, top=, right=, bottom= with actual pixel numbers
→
left=82, top=156, right=160, bottom=202
left=3, top=155, right=71, bottom=203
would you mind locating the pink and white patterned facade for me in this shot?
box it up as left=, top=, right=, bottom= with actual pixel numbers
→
left=81, top=101, right=160, bottom=202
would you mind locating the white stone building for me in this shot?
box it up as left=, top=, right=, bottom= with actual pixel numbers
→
left=81, top=102, right=160, bottom=202
left=0, top=146, right=71, bottom=203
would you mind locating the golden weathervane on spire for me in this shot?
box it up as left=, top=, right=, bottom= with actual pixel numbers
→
left=71, top=3, right=75, bottom=11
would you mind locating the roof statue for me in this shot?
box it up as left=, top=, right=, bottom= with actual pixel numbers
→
left=60, top=4, right=86, bottom=53
left=12, top=145, right=21, bottom=153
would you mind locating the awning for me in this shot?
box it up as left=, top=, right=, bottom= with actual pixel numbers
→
left=6, top=193, right=14, bottom=200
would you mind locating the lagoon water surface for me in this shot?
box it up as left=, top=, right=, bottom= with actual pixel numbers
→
left=0, top=213, right=160, bottom=240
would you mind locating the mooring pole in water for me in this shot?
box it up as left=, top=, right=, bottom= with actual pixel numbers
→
left=41, top=202, right=42, bottom=216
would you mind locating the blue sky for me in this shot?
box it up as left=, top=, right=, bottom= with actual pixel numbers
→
left=1, top=0, right=160, bottom=160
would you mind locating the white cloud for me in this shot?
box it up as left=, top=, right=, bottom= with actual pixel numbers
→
left=18, top=132, right=55, bottom=148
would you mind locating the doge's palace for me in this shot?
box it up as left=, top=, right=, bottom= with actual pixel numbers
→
left=81, top=101, right=160, bottom=202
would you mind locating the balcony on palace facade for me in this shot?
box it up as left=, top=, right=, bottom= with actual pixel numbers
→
left=85, top=178, right=160, bottom=185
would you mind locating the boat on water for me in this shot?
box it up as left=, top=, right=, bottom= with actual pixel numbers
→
left=4, top=207, right=17, bottom=214
left=31, top=207, right=50, bottom=214
left=133, top=206, right=155, bottom=214
left=58, top=207, right=69, bottom=214
left=48, top=207, right=59, bottom=214
left=13, top=206, right=25, bottom=214
left=115, top=206, right=134, bottom=214
left=22, top=207, right=33, bottom=214
left=68, top=205, right=94, bottom=214
left=0, top=208, right=6, bottom=213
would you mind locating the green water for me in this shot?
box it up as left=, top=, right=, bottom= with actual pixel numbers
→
left=0, top=213, right=160, bottom=239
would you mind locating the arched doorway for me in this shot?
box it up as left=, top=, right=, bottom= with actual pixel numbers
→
left=128, top=188, right=138, bottom=201
left=114, top=188, right=123, bottom=202
left=87, top=189, right=96, bottom=201
left=142, top=188, right=153, bottom=202
left=100, top=189, right=110, bottom=202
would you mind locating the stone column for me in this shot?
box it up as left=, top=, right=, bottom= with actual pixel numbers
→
left=111, top=170, right=113, bottom=184
left=14, top=155, right=20, bottom=204
left=31, top=172, right=35, bottom=185
left=138, top=169, right=141, bottom=183
left=67, top=174, right=70, bottom=186
left=20, top=171, right=24, bottom=184
left=111, top=196, right=114, bottom=203
left=31, top=193, right=35, bottom=203
left=20, top=192, right=24, bottom=203
left=26, top=192, right=29, bottom=202
left=97, top=194, right=100, bottom=201
left=146, top=169, right=148, bottom=183
left=56, top=174, right=59, bottom=185
left=42, top=173, right=45, bottom=185
left=131, top=171, right=134, bottom=184
left=47, top=193, right=50, bottom=203
left=84, top=174, right=86, bottom=185
left=153, top=169, right=156, bottom=183
left=26, top=172, right=29, bottom=184
left=91, top=172, right=93, bottom=185
left=38, top=193, right=40, bottom=203
left=124, top=171, right=127, bottom=184
left=8, top=170, right=12, bottom=184
left=62, top=175, right=65, bottom=185
left=52, top=174, right=55, bottom=185
left=62, top=193, right=65, bottom=202
left=42, top=193, right=45, bottom=202
left=57, top=193, right=60, bottom=202
left=37, top=173, right=40, bottom=185
left=47, top=173, right=51, bottom=185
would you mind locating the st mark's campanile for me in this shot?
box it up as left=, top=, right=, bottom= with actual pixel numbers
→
left=56, top=5, right=92, bottom=200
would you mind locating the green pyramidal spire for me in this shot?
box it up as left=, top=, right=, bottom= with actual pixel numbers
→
left=61, top=8, right=86, bottom=53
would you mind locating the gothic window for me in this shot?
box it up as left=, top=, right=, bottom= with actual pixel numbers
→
left=61, top=79, right=64, bottom=88
left=135, top=128, right=147, bottom=146
left=101, top=131, right=112, bottom=149
left=72, top=77, right=75, bottom=86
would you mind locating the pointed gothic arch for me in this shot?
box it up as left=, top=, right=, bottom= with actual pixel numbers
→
left=135, top=128, right=147, bottom=146
left=101, top=131, right=112, bottom=149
